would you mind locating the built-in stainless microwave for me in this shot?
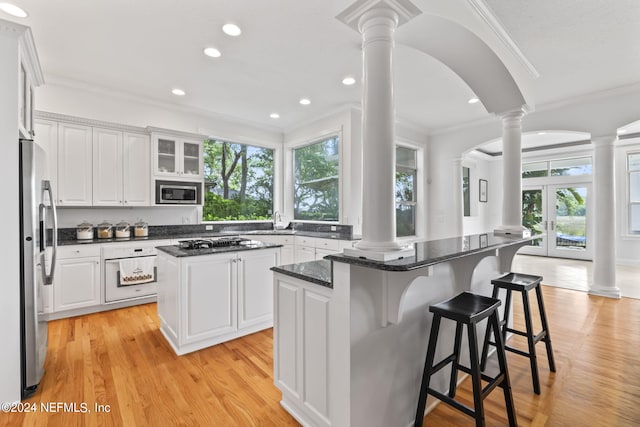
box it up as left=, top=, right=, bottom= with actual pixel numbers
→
left=155, top=180, right=201, bottom=204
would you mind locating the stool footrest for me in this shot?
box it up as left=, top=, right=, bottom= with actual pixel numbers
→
left=505, top=345, right=532, bottom=358
left=427, top=388, right=476, bottom=418
left=482, top=373, right=506, bottom=398
left=505, top=327, right=528, bottom=337
left=430, top=354, right=457, bottom=375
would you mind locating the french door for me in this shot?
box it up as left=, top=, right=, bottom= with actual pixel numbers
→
left=520, top=183, right=592, bottom=260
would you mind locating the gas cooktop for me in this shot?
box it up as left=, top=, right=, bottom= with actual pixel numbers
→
left=177, top=237, right=250, bottom=250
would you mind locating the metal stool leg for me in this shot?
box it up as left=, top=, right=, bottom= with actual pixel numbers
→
left=535, top=285, right=556, bottom=372
left=415, top=314, right=442, bottom=427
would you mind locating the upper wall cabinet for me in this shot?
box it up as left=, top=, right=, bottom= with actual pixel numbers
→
left=152, top=132, right=204, bottom=181
left=58, top=122, right=93, bottom=206
left=33, top=119, right=59, bottom=205
left=17, top=26, right=43, bottom=140
left=92, top=128, right=150, bottom=206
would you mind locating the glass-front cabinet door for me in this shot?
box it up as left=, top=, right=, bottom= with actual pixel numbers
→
left=181, top=140, right=201, bottom=177
left=156, top=137, right=178, bottom=175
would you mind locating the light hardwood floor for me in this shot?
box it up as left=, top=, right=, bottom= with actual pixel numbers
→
left=3, top=285, right=640, bottom=426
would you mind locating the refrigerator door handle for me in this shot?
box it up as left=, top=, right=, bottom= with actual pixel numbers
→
left=41, top=180, right=57, bottom=285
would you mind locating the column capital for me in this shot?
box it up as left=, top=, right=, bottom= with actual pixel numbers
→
left=591, top=134, right=618, bottom=146
left=336, top=0, right=421, bottom=32
left=499, top=108, right=526, bottom=128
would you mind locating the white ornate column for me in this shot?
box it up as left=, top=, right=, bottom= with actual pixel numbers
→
left=338, top=0, right=420, bottom=261
left=590, top=135, right=621, bottom=298
left=495, top=109, right=530, bottom=237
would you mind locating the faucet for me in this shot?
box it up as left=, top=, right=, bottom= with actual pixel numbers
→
left=273, top=211, right=282, bottom=225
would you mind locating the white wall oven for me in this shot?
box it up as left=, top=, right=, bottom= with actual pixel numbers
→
left=103, top=245, right=158, bottom=303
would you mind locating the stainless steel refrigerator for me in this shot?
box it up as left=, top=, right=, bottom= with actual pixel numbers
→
left=19, top=138, right=57, bottom=398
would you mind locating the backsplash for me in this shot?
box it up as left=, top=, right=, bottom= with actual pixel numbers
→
left=289, top=222, right=353, bottom=239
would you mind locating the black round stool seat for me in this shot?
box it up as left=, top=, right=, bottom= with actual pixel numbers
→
left=481, top=272, right=556, bottom=395
left=415, top=292, right=518, bottom=427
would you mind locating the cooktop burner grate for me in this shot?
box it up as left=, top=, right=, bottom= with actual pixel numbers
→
left=178, top=237, right=250, bottom=250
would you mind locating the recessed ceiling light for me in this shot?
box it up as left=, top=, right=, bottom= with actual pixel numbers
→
left=467, top=97, right=480, bottom=104
left=203, top=47, right=221, bottom=58
left=299, top=98, right=311, bottom=106
left=222, top=23, right=242, bottom=37
left=342, top=77, right=356, bottom=86
left=171, top=88, right=186, bottom=96
left=270, top=113, right=280, bottom=119
left=0, top=3, right=28, bottom=17
left=537, top=131, right=547, bottom=135
left=618, top=129, right=628, bottom=134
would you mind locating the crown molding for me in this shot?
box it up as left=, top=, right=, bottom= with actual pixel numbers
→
left=35, top=110, right=148, bottom=133
left=534, top=81, right=640, bottom=114
left=19, top=27, right=44, bottom=86
left=45, top=75, right=283, bottom=135
left=466, top=0, right=540, bottom=79
left=146, top=126, right=207, bottom=141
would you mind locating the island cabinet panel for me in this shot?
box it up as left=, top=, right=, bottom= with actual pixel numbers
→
left=273, top=273, right=334, bottom=427
left=274, top=282, right=299, bottom=398
left=303, top=291, right=330, bottom=420
left=238, top=249, right=278, bottom=329
left=157, top=252, right=179, bottom=342
left=183, top=254, right=236, bottom=343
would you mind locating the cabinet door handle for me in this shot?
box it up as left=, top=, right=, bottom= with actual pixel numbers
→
left=237, top=258, right=243, bottom=262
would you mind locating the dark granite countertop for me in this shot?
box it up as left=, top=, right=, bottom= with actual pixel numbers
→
left=271, top=260, right=332, bottom=288
left=57, top=232, right=240, bottom=246
left=57, top=230, right=358, bottom=246
left=325, top=233, right=538, bottom=272
left=156, top=240, right=282, bottom=257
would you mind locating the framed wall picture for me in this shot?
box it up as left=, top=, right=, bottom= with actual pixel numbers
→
left=479, top=233, right=488, bottom=248
left=479, top=179, right=488, bottom=203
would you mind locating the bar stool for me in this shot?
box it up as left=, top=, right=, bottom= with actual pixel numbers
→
left=415, top=292, right=518, bottom=427
left=480, top=273, right=556, bottom=395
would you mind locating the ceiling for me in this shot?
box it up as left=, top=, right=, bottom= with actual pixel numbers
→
left=3, top=0, right=640, bottom=135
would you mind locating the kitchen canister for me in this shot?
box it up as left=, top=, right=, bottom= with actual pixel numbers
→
left=115, top=220, right=131, bottom=238
left=134, top=220, right=148, bottom=237
left=76, top=221, right=94, bottom=240
left=97, top=220, right=113, bottom=239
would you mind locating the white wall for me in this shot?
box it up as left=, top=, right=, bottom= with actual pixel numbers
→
left=462, top=153, right=501, bottom=235
left=54, top=206, right=199, bottom=228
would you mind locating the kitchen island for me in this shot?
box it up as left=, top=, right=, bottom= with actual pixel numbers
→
left=156, top=239, right=281, bottom=355
left=271, top=233, right=537, bottom=427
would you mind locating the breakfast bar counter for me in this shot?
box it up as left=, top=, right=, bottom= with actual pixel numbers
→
left=272, top=233, right=536, bottom=427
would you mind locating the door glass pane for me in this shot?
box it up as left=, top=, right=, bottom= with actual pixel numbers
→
left=631, top=204, right=640, bottom=233
left=630, top=171, right=640, bottom=202
left=157, top=138, right=176, bottom=173
left=522, top=189, right=543, bottom=246
left=555, top=187, right=587, bottom=251
left=183, top=142, right=200, bottom=175
left=629, top=153, right=640, bottom=171
left=463, top=167, right=470, bottom=217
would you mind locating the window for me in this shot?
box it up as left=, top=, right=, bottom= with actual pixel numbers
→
left=202, top=139, right=274, bottom=221
left=522, top=157, right=592, bottom=179
left=629, top=153, right=640, bottom=234
left=396, top=146, right=417, bottom=237
left=462, top=167, right=470, bottom=217
left=293, top=136, right=339, bottom=221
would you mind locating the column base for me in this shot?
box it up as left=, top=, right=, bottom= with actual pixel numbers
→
left=494, top=225, right=531, bottom=238
left=343, top=246, right=415, bottom=261
left=588, top=286, right=621, bottom=299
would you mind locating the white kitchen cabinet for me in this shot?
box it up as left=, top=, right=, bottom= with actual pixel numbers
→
left=92, top=127, right=123, bottom=206
left=238, top=248, right=279, bottom=329
left=296, top=245, right=317, bottom=263
left=294, top=235, right=349, bottom=262
left=53, top=245, right=101, bottom=312
left=18, top=33, right=41, bottom=140
left=93, top=129, right=150, bottom=206
left=274, top=272, right=333, bottom=426
left=57, top=123, right=93, bottom=206
left=123, top=132, right=151, bottom=205
left=33, top=119, right=58, bottom=205
left=243, top=234, right=293, bottom=265
left=152, top=133, right=203, bottom=180
left=157, top=247, right=278, bottom=355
